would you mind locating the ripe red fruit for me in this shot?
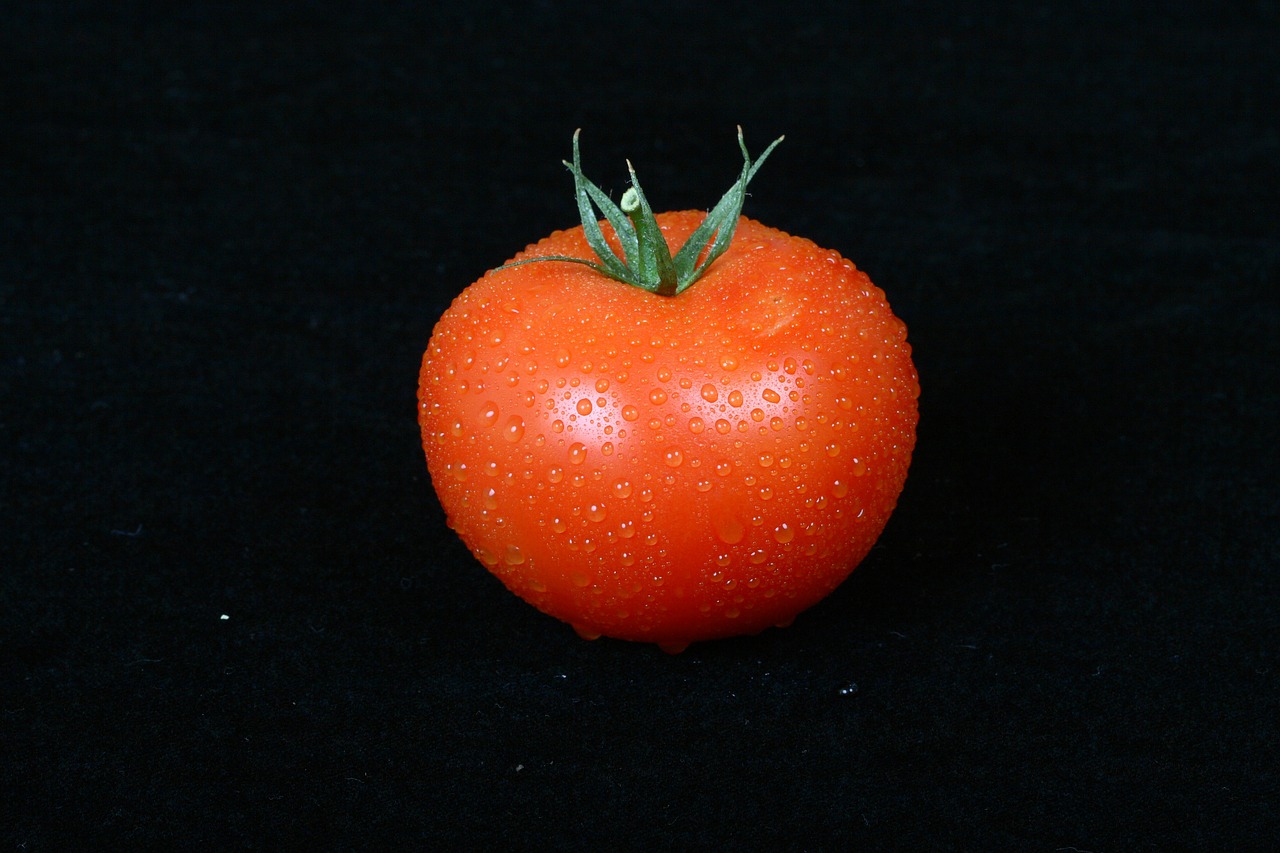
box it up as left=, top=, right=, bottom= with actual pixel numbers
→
left=419, top=131, right=918, bottom=652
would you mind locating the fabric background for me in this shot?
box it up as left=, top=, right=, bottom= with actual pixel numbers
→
left=4, top=2, right=1277, bottom=849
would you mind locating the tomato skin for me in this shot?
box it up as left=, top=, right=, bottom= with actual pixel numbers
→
left=419, top=212, right=918, bottom=649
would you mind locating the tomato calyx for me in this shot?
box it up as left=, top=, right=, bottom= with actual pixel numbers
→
left=497, top=128, right=784, bottom=297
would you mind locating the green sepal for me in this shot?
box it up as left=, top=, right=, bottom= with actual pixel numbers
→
left=565, top=130, right=634, bottom=283
left=673, top=128, right=784, bottom=288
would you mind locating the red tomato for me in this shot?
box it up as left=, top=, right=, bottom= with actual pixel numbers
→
left=418, top=132, right=918, bottom=652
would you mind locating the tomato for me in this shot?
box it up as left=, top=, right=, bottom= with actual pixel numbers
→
left=418, top=131, right=918, bottom=652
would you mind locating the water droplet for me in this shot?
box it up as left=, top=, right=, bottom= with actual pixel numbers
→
left=484, top=487, right=499, bottom=510
left=552, top=517, right=567, bottom=533
left=648, top=388, right=668, bottom=406
left=576, top=398, right=593, bottom=416
left=567, top=443, right=587, bottom=465
left=620, top=552, right=635, bottom=566
left=715, top=419, right=732, bottom=434
left=502, top=415, right=525, bottom=443
left=838, top=682, right=858, bottom=696
left=700, top=384, right=719, bottom=403
left=555, top=348, right=572, bottom=368
left=696, top=478, right=713, bottom=492
left=547, top=466, right=564, bottom=484
left=720, top=354, right=739, bottom=371
left=585, top=504, right=606, bottom=523
left=833, top=480, right=849, bottom=498
left=504, top=545, right=526, bottom=565
left=595, top=378, right=610, bottom=393
left=716, top=553, right=733, bottom=567
left=476, top=547, right=499, bottom=567
left=783, top=357, right=798, bottom=374
left=712, top=508, right=745, bottom=544
left=551, top=419, right=564, bottom=433
left=570, top=571, right=590, bottom=588
left=612, top=479, right=633, bottom=499
left=688, top=417, right=705, bottom=434
left=715, top=459, right=733, bottom=477
left=852, top=458, right=867, bottom=477
left=773, top=523, right=794, bottom=543
left=656, top=367, right=672, bottom=382
left=725, top=607, right=740, bottom=619
left=528, top=578, right=546, bottom=593
left=762, top=388, right=781, bottom=404
left=750, top=408, right=765, bottom=422
left=758, top=453, right=775, bottom=468
left=770, top=416, right=784, bottom=431
left=663, top=447, right=684, bottom=468
left=478, top=403, right=500, bottom=427
left=727, top=389, right=744, bottom=408
left=618, top=519, right=635, bottom=538
left=749, top=549, right=768, bottom=565
left=826, top=442, right=842, bottom=457
left=621, top=405, right=639, bottom=422
left=759, top=486, right=774, bottom=500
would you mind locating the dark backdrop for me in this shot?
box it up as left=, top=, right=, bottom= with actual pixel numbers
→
left=4, top=2, right=1277, bottom=849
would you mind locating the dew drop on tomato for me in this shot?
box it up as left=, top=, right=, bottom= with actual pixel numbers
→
left=712, top=507, right=745, bottom=545
left=502, top=415, right=525, bottom=443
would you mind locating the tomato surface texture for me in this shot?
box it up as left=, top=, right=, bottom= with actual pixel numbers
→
left=418, top=211, right=918, bottom=651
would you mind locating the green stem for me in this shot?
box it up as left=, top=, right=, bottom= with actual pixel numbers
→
left=621, top=186, right=679, bottom=297
left=495, top=129, right=783, bottom=296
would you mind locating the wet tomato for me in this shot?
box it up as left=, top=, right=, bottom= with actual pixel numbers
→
left=418, top=131, right=918, bottom=652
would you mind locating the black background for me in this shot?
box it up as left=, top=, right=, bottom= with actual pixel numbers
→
left=4, top=2, right=1278, bottom=849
